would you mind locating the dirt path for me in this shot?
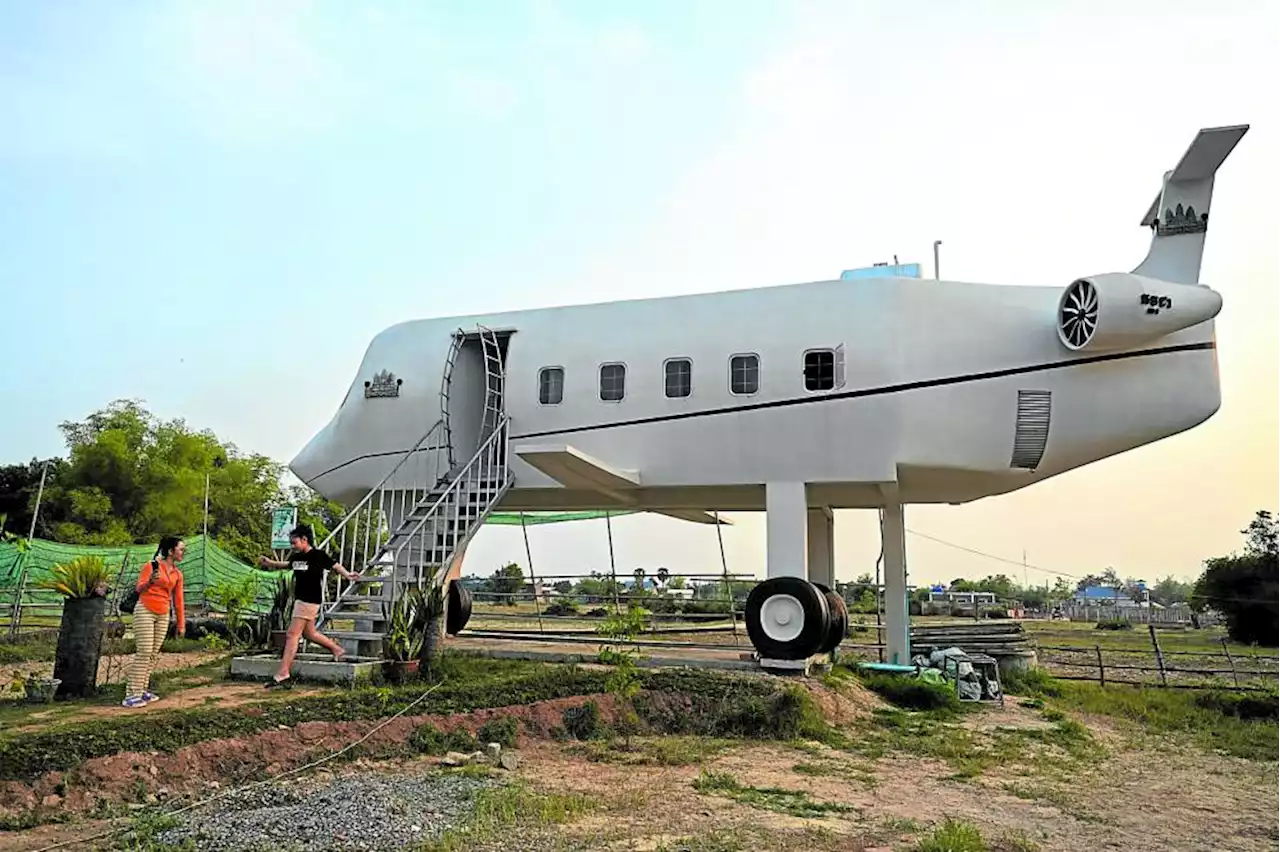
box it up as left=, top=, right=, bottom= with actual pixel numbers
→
left=512, top=701, right=1279, bottom=852
left=19, top=649, right=227, bottom=687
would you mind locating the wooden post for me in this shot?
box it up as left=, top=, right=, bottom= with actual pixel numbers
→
left=1220, top=637, right=1240, bottom=687
left=1095, top=644, right=1106, bottom=687
left=1148, top=624, right=1167, bottom=686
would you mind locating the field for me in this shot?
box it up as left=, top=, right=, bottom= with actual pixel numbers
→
left=1, top=629, right=1276, bottom=852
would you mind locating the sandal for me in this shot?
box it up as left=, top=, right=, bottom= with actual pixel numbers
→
left=264, top=676, right=293, bottom=690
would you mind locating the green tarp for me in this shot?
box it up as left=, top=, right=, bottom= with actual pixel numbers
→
left=0, top=535, right=269, bottom=617
left=0, top=509, right=631, bottom=623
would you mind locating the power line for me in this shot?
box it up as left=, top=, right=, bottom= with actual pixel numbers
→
left=905, top=528, right=1081, bottom=580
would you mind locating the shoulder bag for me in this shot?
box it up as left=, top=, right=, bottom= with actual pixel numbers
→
left=118, top=560, right=163, bottom=615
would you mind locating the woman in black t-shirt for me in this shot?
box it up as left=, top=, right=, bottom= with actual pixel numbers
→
left=258, top=524, right=360, bottom=688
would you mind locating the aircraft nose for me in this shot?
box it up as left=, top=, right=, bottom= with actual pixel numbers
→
left=289, top=426, right=331, bottom=488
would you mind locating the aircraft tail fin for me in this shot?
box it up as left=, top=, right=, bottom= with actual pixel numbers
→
left=1132, top=124, right=1249, bottom=284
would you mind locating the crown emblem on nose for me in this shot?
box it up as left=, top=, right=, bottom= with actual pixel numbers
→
left=364, top=369, right=403, bottom=399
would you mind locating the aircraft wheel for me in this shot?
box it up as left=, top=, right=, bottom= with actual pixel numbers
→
left=813, top=583, right=848, bottom=654
left=745, top=577, right=831, bottom=660
left=446, top=580, right=472, bottom=635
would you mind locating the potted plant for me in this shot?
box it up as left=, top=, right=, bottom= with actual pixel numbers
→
left=267, top=574, right=295, bottom=652
left=383, top=590, right=426, bottom=684
left=36, top=556, right=111, bottom=699
left=10, top=669, right=60, bottom=705
left=414, top=583, right=446, bottom=671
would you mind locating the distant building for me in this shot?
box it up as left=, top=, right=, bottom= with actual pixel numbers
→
left=929, top=590, right=998, bottom=605
left=1071, top=585, right=1157, bottom=608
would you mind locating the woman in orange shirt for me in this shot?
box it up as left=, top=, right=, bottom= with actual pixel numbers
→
left=123, top=536, right=186, bottom=708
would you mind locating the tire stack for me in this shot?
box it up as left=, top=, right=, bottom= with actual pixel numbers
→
left=745, top=577, right=849, bottom=660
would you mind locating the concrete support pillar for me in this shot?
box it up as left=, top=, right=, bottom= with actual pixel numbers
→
left=880, top=493, right=911, bottom=665
left=806, top=507, right=835, bottom=589
left=765, top=482, right=808, bottom=579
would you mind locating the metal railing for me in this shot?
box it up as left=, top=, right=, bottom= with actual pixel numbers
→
left=320, top=415, right=513, bottom=625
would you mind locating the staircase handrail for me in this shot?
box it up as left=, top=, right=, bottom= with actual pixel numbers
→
left=314, top=418, right=447, bottom=553
left=388, top=415, right=511, bottom=572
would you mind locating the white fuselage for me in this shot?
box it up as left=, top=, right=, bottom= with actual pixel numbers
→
left=291, top=274, right=1221, bottom=510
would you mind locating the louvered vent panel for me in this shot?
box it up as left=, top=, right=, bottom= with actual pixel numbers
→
left=1010, top=390, right=1052, bottom=470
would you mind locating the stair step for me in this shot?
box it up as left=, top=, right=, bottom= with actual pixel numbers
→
left=327, top=630, right=385, bottom=641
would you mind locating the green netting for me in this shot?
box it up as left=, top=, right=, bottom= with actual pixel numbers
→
left=0, top=510, right=630, bottom=626
left=0, top=535, right=271, bottom=618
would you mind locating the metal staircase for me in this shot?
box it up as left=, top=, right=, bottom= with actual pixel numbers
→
left=313, top=326, right=511, bottom=658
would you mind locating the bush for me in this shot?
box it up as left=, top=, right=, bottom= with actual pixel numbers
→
left=1095, top=618, right=1133, bottom=631
left=563, top=701, right=604, bottom=740
left=983, top=606, right=1009, bottom=619
left=408, top=723, right=479, bottom=756
left=477, top=715, right=520, bottom=748
left=543, top=601, right=578, bottom=617
left=1001, top=667, right=1063, bottom=699
left=1194, top=690, right=1279, bottom=722
left=855, top=670, right=962, bottom=715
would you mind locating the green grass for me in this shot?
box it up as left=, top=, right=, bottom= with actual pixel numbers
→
left=915, top=818, right=987, bottom=852
left=844, top=705, right=1096, bottom=781
left=570, top=735, right=735, bottom=767
left=0, top=655, right=846, bottom=782
left=832, top=665, right=963, bottom=715
left=791, top=757, right=879, bottom=790
left=691, top=770, right=857, bottom=819
left=417, top=780, right=593, bottom=851
left=1051, top=681, right=1277, bottom=760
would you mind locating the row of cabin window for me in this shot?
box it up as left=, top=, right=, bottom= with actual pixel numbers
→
left=536, top=350, right=840, bottom=405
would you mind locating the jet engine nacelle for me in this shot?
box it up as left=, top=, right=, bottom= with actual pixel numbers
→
left=1056, top=272, right=1222, bottom=352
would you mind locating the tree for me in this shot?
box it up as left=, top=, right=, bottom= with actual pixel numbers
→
left=3, top=400, right=333, bottom=565
left=552, top=580, right=573, bottom=594
left=489, top=562, right=525, bottom=605
left=1150, top=575, right=1194, bottom=606
left=1050, top=577, right=1073, bottom=600
left=666, top=575, right=687, bottom=590
left=0, top=459, right=63, bottom=538
left=1075, top=568, right=1120, bottom=592
left=1192, top=511, right=1278, bottom=646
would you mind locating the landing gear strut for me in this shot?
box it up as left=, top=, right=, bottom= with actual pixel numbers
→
left=745, top=577, right=837, bottom=660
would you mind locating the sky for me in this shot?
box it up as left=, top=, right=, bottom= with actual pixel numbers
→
left=1, top=0, right=1276, bottom=590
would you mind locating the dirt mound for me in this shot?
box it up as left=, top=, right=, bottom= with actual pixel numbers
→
left=0, top=693, right=620, bottom=822
left=802, top=673, right=886, bottom=723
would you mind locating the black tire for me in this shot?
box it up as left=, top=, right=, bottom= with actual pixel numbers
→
left=813, top=583, right=848, bottom=655
left=446, top=580, right=472, bottom=635
left=745, top=577, right=830, bottom=660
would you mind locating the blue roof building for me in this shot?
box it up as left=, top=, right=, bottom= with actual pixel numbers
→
left=1073, top=585, right=1137, bottom=606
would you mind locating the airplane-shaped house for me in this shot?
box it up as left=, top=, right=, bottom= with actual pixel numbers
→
left=292, top=124, right=1248, bottom=665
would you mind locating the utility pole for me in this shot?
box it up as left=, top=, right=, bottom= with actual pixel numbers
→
left=9, top=461, right=49, bottom=638
left=933, top=240, right=943, bottom=280
left=26, top=461, right=48, bottom=542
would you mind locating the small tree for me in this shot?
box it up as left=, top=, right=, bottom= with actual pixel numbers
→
left=597, top=605, right=647, bottom=749
left=489, top=562, right=525, bottom=606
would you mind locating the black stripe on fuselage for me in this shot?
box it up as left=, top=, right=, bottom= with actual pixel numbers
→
left=305, top=341, right=1215, bottom=482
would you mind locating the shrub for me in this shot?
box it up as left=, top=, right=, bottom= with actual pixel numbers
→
left=563, top=701, right=604, bottom=740
left=1194, top=690, right=1279, bottom=722
left=1094, top=618, right=1133, bottom=631
left=855, top=670, right=962, bottom=714
left=477, top=715, right=520, bottom=748
left=1001, top=667, right=1063, bottom=699
left=983, top=606, right=1009, bottom=619
left=543, top=601, right=578, bottom=617
left=409, top=723, right=479, bottom=756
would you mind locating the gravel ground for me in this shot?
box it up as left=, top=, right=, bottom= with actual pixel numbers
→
left=156, top=770, right=494, bottom=851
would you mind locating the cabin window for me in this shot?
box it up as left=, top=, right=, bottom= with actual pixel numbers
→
left=729, top=354, right=759, bottom=395
left=804, top=349, right=836, bottom=391
left=664, top=358, right=692, bottom=399
left=538, top=367, right=564, bottom=405
left=599, top=363, right=626, bottom=402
